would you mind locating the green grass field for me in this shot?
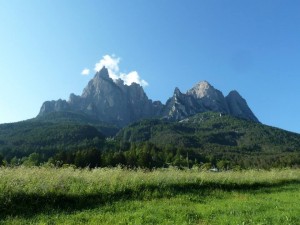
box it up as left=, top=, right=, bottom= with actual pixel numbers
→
left=1, top=167, right=300, bottom=224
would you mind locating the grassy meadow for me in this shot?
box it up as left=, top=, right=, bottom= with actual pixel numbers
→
left=0, top=166, right=300, bottom=224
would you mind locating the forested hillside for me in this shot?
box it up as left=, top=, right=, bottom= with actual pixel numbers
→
left=119, top=112, right=300, bottom=151
left=116, top=112, right=300, bottom=168
left=1, top=112, right=300, bottom=169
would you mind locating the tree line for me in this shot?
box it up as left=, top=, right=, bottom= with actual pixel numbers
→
left=1, top=141, right=300, bottom=170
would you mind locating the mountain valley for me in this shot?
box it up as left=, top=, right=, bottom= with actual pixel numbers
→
left=0, top=68, right=299, bottom=169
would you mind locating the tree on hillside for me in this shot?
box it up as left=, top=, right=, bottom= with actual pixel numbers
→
left=22, top=152, right=41, bottom=166
left=0, top=154, right=4, bottom=166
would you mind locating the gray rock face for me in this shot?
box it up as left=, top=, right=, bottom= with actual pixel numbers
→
left=187, top=81, right=229, bottom=113
left=39, top=99, right=70, bottom=114
left=226, top=90, right=259, bottom=122
left=38, top=68, right=259, bottom=126
left=162, top=87, right=200, bottom=120
left=38, top=67, right=163, bottom=127
left=163, top=81, right=259, bottom=122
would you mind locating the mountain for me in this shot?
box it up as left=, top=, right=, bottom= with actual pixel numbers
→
left=1, top=111, right=300, bottom=168
left=38, top=67, right=258, bottom=126
left=117, top=112, right=300, bottom=167
left=0, top=119, right=105, bottom=159
left=2, top=68, right=300, bottom=168
left=34, top=111, right=119, bottom=137
left=162, top=81, right=259, bottom=122
left=118, top=112, right=296, bottom=150
left=38, top=67, right=163, bottom=127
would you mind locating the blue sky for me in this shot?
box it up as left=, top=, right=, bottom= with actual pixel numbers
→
left=0, top=0, right=300, bottom=133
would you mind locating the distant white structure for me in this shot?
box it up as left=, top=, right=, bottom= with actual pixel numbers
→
left=209, top=168, right=219, bottom=172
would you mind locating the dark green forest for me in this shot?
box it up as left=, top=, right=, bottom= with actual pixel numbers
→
left=1, top=112, right=300, bottom=169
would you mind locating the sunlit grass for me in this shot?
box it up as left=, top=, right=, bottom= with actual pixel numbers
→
left=1, top=167, right=300, bottom=224
left=1, top=166, right=299, bottom=195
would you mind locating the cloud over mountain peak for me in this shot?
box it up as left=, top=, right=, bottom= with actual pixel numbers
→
left=90, top=54, right=149, bottom=87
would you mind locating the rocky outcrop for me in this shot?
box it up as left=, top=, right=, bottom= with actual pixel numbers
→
left=38, top=67, right=163, bottom=127
left=187, top=81, right=229, bottom=113
left=226, top=90, right=259, bottom=122
left=38, top=67, right=259, bottom=126
left=39, top=99, right=70, bottom=114
left=162, top=87, right=201, bottom=120
left=163, top=81, right=259, bottom=122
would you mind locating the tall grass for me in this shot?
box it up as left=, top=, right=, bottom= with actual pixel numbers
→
left=1, top=166, right=300, bottom=218
left=1, top=167, right=300, bottom=196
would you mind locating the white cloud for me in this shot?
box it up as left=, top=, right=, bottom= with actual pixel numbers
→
left=94, top=54, right=148, bottom=87
left=120, top=71, right=149, bottom=87
left=94, top=54, right=120, bottom=78
left=81, top=68, right=90, bottom=76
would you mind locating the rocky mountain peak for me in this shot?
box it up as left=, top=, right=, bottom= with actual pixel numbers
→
left=173, top=87, right=182, bottom=96
left=226, top=90, right=259, bottom=122
left=227, top=90, right=241, bottom=98
left=185, top=80, right=229, bottom=113
left=187, top=81, right=216, bottom=98
left=94, top=66, right=110, bottom=79
left=81, top=66, right=116, bottom=99
left=38, top=68, right=163, bottom=127
left=38, top=69, right=259, bottom=126
left=162, top=81, right=259, bottom=122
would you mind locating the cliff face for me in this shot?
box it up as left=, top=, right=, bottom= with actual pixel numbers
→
left=163, top=81, right=259, bottom=122
left=225, top=90, right=259, bottom=122
left=39, top=67, right=163, bottom=127
left=38, top=67, right=259, bottom=126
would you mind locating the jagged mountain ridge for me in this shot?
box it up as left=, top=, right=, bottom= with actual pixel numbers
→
left=39, top=67, right=163, bottom=127
left=163, top=81, right=259, bottom=122
left=38, top=67, right=259, bottom=126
